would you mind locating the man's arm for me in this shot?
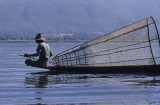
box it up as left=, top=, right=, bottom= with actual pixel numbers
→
left=50, top=51, right=53, bottom=57
left=24, top=52, right=39, bottom=57
left=24, top=44, right=41, bottom=57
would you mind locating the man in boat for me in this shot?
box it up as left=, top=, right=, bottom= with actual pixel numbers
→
left=24, top=33, right=53, bottom=67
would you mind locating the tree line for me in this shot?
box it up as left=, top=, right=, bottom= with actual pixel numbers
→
left=0, top=32, right=100, bottom=41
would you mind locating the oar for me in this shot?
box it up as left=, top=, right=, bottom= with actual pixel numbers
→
left=19, top=54, right=56, bottom=64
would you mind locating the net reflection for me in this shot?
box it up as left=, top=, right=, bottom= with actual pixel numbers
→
left=24, top=72, right=90, bottom=88
left=25, top=71, right=160, bottom=88
left=25, top=75, right=49, bottom=88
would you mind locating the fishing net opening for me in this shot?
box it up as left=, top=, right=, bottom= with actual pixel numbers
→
left=53, top=17, right=160, bottom=67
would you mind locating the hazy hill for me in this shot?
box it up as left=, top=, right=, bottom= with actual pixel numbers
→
left=0, top=0, right=159, bottom=40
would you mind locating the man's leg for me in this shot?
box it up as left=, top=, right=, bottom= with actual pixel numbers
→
left=25, top=59, right=40, bottom=67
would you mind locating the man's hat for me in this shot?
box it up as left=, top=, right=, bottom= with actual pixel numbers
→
left=34, top=33, right=45, bottom=41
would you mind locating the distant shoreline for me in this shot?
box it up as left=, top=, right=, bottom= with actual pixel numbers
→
left=0, top=40, right=152, bottom=43
left=0, top=40, right=87, bottom=43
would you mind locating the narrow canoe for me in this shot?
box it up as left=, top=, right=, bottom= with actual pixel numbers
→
left=43, top=65, right=160, bottom=74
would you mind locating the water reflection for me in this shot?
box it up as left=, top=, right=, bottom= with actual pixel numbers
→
left=21, top=71, right=160, bottom=104
left=25, top=75, right=49, bottom=88
left=122, top=76, right=160, bottom=86
left=25, top=71, right=90, bottom=88
left=25, top=71, right=160, bottom=88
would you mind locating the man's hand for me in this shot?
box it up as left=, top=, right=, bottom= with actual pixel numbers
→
left=24, top=54, right=30, bottom=57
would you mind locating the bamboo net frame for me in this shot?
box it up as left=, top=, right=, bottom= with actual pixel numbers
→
left=52, top=16, right=160, bottom=67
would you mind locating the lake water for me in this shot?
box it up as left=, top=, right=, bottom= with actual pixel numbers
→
left=0, top=42, right=160, bottom=105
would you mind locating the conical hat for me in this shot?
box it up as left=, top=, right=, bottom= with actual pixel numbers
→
left=34, top=33, right=45, bottom=41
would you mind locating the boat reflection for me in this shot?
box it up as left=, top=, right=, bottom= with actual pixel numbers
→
left=24, top=70, right=160, bottom=88
left=24, top=71, right=90, bottom=88
left=25, top=75, right=49, bottom=88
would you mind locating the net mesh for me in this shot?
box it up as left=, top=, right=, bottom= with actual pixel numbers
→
left=52, top=16, right=160, bottom=67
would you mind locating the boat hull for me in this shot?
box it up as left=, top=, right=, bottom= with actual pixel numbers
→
left=47, top=65, right=160, bottom=74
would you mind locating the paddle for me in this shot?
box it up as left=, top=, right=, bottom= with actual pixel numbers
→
left=19, top=54, right=56, bottom=64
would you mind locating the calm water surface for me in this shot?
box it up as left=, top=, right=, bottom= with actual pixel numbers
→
left=0, top=42, right=160, bottom=105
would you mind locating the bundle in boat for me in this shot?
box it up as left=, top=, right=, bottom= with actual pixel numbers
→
left=52, top=16, right=160, bottom=68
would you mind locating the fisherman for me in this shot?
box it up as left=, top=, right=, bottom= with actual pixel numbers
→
left=24, top=33, right=53, bottom=67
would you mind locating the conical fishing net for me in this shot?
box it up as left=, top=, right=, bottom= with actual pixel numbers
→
left=53, top=17, right=160, bottom=67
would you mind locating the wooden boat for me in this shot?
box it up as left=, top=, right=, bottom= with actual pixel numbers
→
left=30, top=16, right=160, bottom=74
left=41, top=65, right=160, bottom=74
